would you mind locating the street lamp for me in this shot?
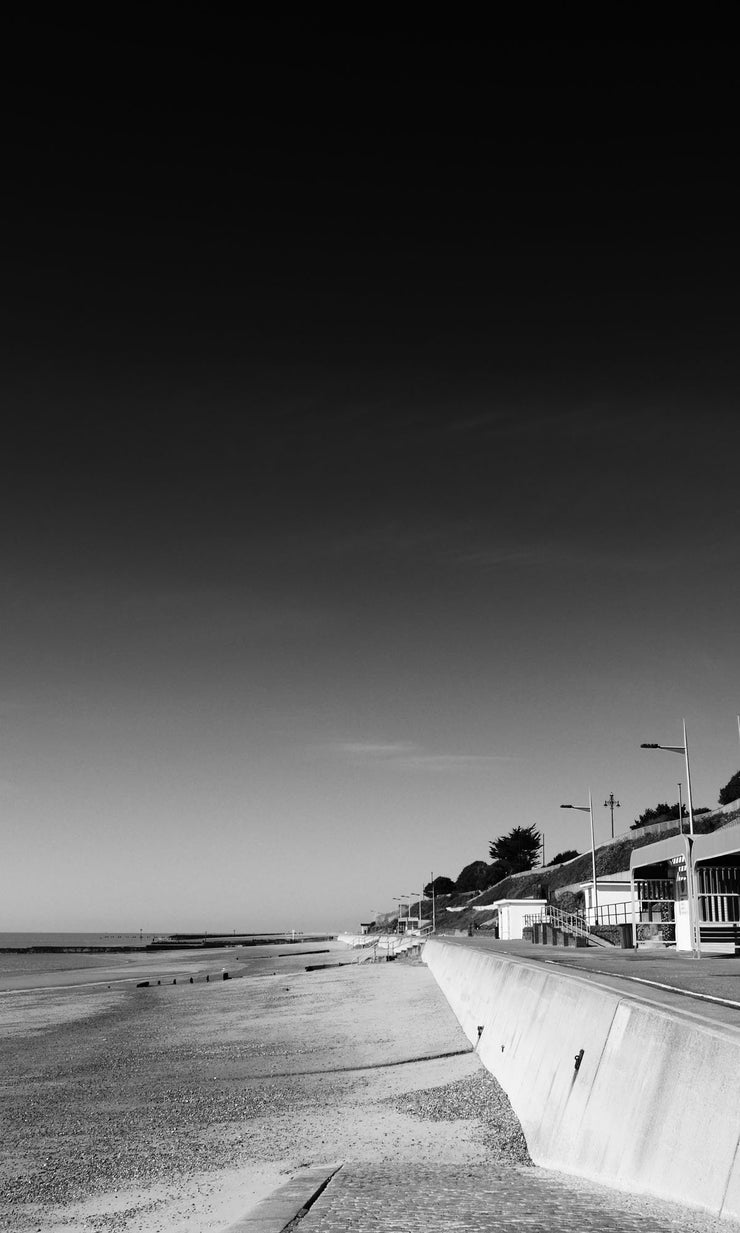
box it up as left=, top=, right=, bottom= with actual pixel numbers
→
left=392, top=897, right=409, bottom=933
left=640, top=718, right=694, bottom=835
left=640, top=721, right=700, bottom=958
left=561, top=789, right=598, bottom=926
left=603, top=792, right=620, bottom=839
left=400, top=893, right=422, bottom=931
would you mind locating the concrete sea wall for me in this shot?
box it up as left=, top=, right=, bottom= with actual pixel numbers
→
left=423, top=938, right=740, bottom=1221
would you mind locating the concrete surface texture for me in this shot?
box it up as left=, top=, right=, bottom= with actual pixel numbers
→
left=423, top=937, right=740, bottom=1221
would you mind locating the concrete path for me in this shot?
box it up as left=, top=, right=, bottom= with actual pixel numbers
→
left=292, top=1163, right=729, bottom=1233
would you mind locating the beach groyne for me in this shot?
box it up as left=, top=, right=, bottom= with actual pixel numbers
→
left=423, top=937, right=740, bottom=1222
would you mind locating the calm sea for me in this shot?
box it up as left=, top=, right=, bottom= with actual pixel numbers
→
left=0, top=932, right=154, bottom=949
left=0, top=935, right=155, bottom=981
left=0, top=934, right=342, bottom=986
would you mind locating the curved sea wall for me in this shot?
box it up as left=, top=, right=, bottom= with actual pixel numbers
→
left=423, top=938, right=740, bottom=1221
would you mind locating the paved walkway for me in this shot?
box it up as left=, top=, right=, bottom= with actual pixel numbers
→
left=294, top=1163, right=727, bottom=1233
left=437, top=937, right=740, bottom=1031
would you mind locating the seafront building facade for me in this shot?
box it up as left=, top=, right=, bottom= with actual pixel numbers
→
left=630, top=821, right=740, bottom=954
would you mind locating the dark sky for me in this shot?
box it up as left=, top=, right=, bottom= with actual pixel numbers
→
left=2, top=27, right=739, bottom=930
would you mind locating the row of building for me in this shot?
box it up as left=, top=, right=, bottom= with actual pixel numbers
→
left=384, top=822, right=740, bottom=957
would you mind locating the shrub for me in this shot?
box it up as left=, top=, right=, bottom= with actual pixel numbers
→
left=548, top=849, right=580, bottom=865
left=719, top=770, right=740, bottom=806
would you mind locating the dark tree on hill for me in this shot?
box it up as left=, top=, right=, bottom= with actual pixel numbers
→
left=719, top=770, right=740, bottom=806
left=547, top=849, right=580, bottom=866
left=455, top=860, right=499, bottom=893
left=631, top=802, right=686, bottom=830
left=424, top=875, right=456, bottom=897
left=488, top=824, right=542, bottom=875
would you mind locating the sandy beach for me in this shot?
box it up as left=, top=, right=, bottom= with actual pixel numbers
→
left=2, top=945, right=528, bottom=1232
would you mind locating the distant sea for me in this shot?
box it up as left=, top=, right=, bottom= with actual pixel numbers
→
left=0, top=932, right=154, bottom=950
left=0, top=934, right=342, bottom=988
left=0, top=934, right=157, bottom=981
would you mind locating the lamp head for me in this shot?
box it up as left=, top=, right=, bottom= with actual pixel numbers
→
left=640, top=743, right=660, bottom=749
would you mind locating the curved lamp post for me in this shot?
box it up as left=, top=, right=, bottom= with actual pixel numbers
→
left=392, top=897, right=409, bottom=933
left=402, top=892, right=423, bottom=931
left=640, top=720, right=700, bottom=958
left=561, top=790, right=598, bottom=926
left=640, top=719, right=694, bottom=835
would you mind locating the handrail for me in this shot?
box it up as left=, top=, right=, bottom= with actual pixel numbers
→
left=525, top=905, right=615, bottom=947
left=533, top=905, right=591, bottom=938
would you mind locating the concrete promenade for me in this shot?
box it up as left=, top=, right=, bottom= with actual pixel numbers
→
left=441, top=936, right=740, bottom=1027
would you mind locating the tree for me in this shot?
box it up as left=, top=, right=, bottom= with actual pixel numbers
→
left=488, top=824, right=542, bottom=876
left=424, top=875, right=456, bottom=897
left=631, top=802, right=686, bottom=830
left=547, top=849, right=580, bottom=866
left=719, top=770, right=740, bottom=806
left=454, top=860, right=501, bottom=893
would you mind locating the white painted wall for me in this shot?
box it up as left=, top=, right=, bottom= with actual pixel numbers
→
left=581, top=879, right=632, bottom=925
left=491, top=898, right=547, bottom=940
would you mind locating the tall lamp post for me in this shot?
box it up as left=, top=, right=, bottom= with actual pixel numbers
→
left=399, top=894, right=419, bottom=931
left=603, top=792, right=620, bottom=839
left=640, top=721, right=699, bottom=958
left=561, top=790, right=598, bottom=927
left=640, top=719, right=694, bottom=834
left=392, top=897, right=409, bottom=933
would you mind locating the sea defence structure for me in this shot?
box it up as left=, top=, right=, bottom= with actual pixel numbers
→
left=423, top=937, right=740, bottom=1222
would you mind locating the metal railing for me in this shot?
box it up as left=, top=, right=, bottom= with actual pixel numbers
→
left=524, top=905, right=591, bottom=940
left=524, top=904, right=621, bottom=947
left=593, top=902, right=634, bottom=926
left=699, top=894, right=740, bottom=923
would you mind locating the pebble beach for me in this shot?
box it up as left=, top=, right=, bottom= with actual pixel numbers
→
left=1, top=943, right=529, bottom=1232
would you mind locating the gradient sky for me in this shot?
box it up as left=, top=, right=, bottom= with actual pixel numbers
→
left=2, top=29, right=739, bottom=932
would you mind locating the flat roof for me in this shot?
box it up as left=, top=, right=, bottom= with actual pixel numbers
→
left=491, top=898, right=547, bottom=908
left=694, top=822, right=740, bottom=863
left=630, top=833, right=690, bottom=872
left=630, top=823, right=740, bottom=872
